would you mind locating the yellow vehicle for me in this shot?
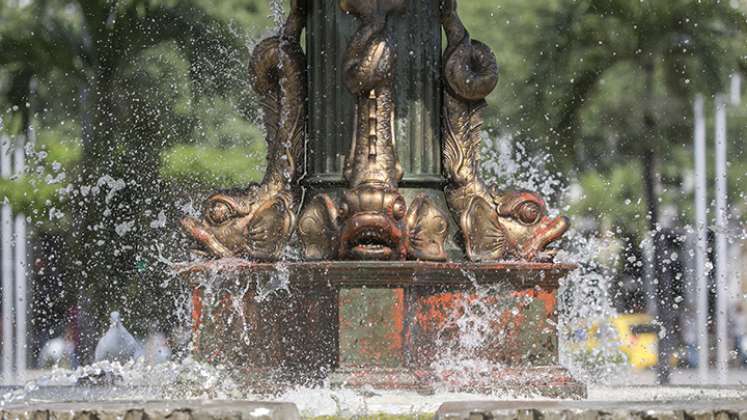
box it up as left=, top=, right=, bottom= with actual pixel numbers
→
left=611, top=314, right=659, bottom=369
left=570, top=313, right=660, bottom=369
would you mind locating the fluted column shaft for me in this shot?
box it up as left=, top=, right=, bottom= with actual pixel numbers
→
left=305, top=0, right=442, bottom=188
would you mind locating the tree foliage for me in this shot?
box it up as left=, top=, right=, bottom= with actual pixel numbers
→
left=1, top=0, right=280, bottom=354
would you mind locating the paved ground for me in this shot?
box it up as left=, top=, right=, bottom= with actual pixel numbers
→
left=608, top=368, right=747, bottom=386
left=0, top=401, right=301, bottom=420
left=4, top=389, right=747, bottom=419
left=6, top=384, right=746, bottom=416
left=436, top=399, right=747, bottom=419
left=3, top=369, right=747, bottom=418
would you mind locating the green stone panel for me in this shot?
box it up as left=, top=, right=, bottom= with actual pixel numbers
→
left=338, top=288, right=407, bottom=368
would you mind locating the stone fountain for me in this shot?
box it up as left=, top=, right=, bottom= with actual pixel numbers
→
left=178, top=0, right=584, bottom=398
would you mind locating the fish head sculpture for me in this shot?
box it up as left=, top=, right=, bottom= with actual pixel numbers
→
left=338, top=182, right=407, bottom=261
left=463, top=190, right=569, bottom=262
left=181, top=185, right=295, bottom=260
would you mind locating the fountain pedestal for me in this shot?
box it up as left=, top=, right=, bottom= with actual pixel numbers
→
left=179, top=261, right=586, bottom=398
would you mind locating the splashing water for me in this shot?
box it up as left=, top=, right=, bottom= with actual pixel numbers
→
left=422, top=136, right=627, bottom=386
left=556, top=232, right=628, bottom=383
left=482, top=136, right=564, bottom=199
left=268, top=0, right=286, bottom=29
left=2, top=132, right=629, bottom=415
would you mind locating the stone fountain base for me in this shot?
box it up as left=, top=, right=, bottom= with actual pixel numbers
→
left=177, top=259, right=585, bottom=398
left=0, top=401, right=301, bottom=420
left=6, top=389, right=747, bottom=420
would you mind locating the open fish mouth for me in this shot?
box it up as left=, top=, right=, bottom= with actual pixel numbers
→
left=339, top=213, right=404, bottom=261
left=180, top=217, right=233, bottom=258
left=350, top=227, right=397, bottom=260
left=524, top=215, right=570, bottom=262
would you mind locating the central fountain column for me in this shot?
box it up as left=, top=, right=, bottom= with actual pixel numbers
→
left=296, top=0, right=583, bottom=396
left=306, top=0, right=443, bottom=188
left=304, top=0, right=460, bottom=256
left=304, top=0, right=451, bottom=390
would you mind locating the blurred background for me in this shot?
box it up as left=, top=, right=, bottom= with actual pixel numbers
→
left=1, top=0, right=746, bottom=385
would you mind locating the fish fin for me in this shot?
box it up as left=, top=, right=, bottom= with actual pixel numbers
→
left=246, top=196, right=295, bottom=260
left=462, top=196, right=506, bottom=261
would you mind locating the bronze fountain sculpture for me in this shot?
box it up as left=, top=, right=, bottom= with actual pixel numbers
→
left=299, top=0, right=451, bottom=262
left=181, top=1, right=307, bottom=260
left=179, top=0, right=584, bottom=397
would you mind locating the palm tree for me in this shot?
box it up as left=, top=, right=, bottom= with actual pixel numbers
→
left=524, top=0, right=747, bottom=382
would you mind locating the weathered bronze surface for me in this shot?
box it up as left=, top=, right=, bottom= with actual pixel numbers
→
left=440, top=0, right=569, bottom=262
left=406, top=194, right=449, bottom=261
left=177, top=260, right=576, bottom=289
left=180, top=1, right=307, bottom=260
left=299, top=0, right=448, bottom=262
left=189, top=276, right=337, bottom=389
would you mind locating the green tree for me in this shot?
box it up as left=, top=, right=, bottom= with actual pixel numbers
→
left=525, top=0, right=746, bottom=224
left=521, top=0, right=746, bottom=382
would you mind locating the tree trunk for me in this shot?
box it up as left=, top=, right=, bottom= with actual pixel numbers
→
left=72, top=60, right=179, bottom=363
left=641, top=56, right=674, bottom=385
left=70, top=67, right=120, bottom=363
left=642, top=149, right=658, bottom=234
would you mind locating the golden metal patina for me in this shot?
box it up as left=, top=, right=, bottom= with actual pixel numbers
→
left=297, top=194, right=339, bottom=261
left=182, top=0, right=568, bottom=263
left=406, top=194, right=449, bottom=261
left=298, top=0, right=449, bottom=262
left=440, top=0, right=569, bottom=262
left=180, top=1, right=307, bottom=260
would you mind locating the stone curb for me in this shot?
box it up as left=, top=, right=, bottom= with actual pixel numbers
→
left=436, top=401, right=747, bottom=420
left=0, top=401, right=299, bottom=420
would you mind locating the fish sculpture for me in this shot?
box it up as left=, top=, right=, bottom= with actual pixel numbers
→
left=182, top=0, right=568, bottom=264
left=180, top=1, right=307, bottom=260
left=440, top=0, right=569, bottom=262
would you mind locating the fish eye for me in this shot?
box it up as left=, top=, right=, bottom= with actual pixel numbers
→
left=392, top=196, right=407, bottom=220
left=516, top=201, right=542, bottom=225
left=206, top=200, right=235, bottom=225
left=338, top=203, right=349, bottom=219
